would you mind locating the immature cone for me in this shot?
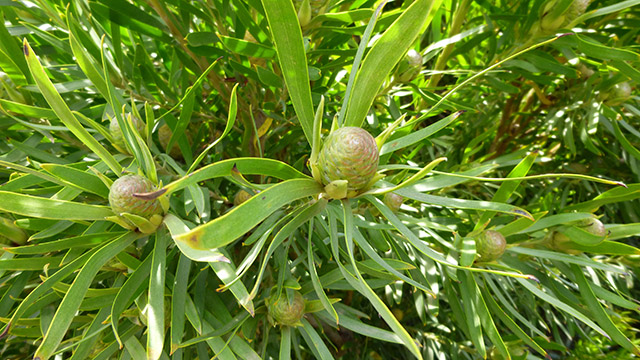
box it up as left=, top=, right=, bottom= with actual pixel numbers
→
left=550, top=232, right=581, bottom=254
left=475, top=230, right=506, bottom=262
left=318, top=127, right=379, bottom=191
left=233, top=190, right=252, bottom=206
left=539, top=0, right=590, bottom=33
left=384, top=192, right=404, bottom=213
left=158, top=124, right=182, bottom=158
left=604, top=82, right=632, bottom=106
left=293, top=0, right=328, bottom=27
left=578, top=217, right=606, bottom=237
left=110, top=115, right=145, bottom=154
left=268, top=291, right=305, bottom=327
left=395, top=49, right=422, bottom=83
left=109, top=174, right=162, bottom=218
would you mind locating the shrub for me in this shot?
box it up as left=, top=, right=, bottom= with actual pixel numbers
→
left=0, top=0, right=639, bottom=359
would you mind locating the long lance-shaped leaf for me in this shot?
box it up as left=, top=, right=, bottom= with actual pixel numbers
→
left=175, top=179, right=323, bottom=249
left=164, top=214, right=230, bottom=263
left=344, top=0, right=441, bottom=127
left=394, top=188, right=534, bottom=220
left=34, top=232, right=140, bottom=360
left=480, top=277, right=548, bottom=358
left=22, top=39, right=122, bottom=175
left=261, top=0, right=314, bottom=145
left=475, top=152, right=537, bottom=231
left=514, top=277, right=609, bottom=340
left=364, top=196, right=537, bottom=280
left=188, top=84, right=239, bottom=173
left=336, top=1, right=387, bottom=127
left=336, top=200, right=423, bottom=359
left=0, top=191, right=113, bottom=220
left=171, top=254, right=191, bottom=354
left=429, top=171, right=625, bottom=188
left=307, top=218, right=339, bottom=325
left=137, top=158, right=309, bottom=199
left=147, top=230, right=168, bottom=360
left=0, top=249, right=98, bottom=338
left=247, top=199, right=327, bottom=302
left=571, top=265, right=640, bottom=355
left=110, top=255, right=153, bottom=348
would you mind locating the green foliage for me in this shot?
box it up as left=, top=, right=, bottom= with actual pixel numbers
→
left=0, top=0, right=639, bottom=359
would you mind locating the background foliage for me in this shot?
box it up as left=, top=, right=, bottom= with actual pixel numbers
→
left=0, top=0, right=639, bottom=359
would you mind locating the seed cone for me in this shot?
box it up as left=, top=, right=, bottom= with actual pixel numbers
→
left=268, top=291, right=305, bottom=327
left=110, top=115, right=145, bottom=154
left=233, top=190, right=252, bottom=206
left=395, top=49, right=422, bottom=83
left=384, top=192, right=404, bottom=212
left=578, top=217, right=606, bottom=237
left=318, top=127, right=379, bottom=191
left=158, top=124, right=182, bottom=158
left=109, top=174, right=162, bottom=218
left=605, top=82, right=632, bottom=106
left=475, top=230, right=506, bottom=262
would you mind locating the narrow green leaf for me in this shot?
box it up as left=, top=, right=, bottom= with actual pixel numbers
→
left=34, top=232, right=139, bottom=360
left=40, top=164, right=110, bottom=198
left=110, top=255, right=153, bottom=348
left=508, top=247, right=625, bottom=274
left=514, top=277, right=609, bottom=339
left=162, top=158, right=308, bottom=196
left=339, top=201, right=422, bottom=359
left=0, top=191, right=113, bottom=220
left=480, top=279, right=548, bottom=358
left=475, top=152, right=537, bottom=230
left=344, top=0, right=441, bottom=127
left=171, top=254, right=191, bottom=354
left=188, top=84, right=239, bottom=173
left=299, top=319, right=336, bottom=360
left=22, top=39, right=122, bottom=175
left=262, top=0, right=314, bottom=144
left=307, top=219, right=339, bottom=324
left=209, top=254, right=256, bottom=316
left=175, top=179, right=323, bottom=249
left=147, top=230, right=168, bottom=360
left=279, top=326, right=291, bottom=360
left=572, top=265, right=639, bottom=355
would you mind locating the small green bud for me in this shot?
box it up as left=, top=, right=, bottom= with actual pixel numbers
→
left=604, top=82, right=632, bottom=106
left=233, top=190, right=253, bottom=206
left=578, top=217, right=606, bottom=237
left=110, top=114, right=145, bottom=154
left=475, top=230, right=506, bottom=262
left=158, top=124, right=182, bottom=158
left=395, top=49, right=422, bottom=83
left=268, top=291, right=305, bottom=327
left=383, top=192, right=404, bottom=212
left=297, top=0, right=312, bottom=28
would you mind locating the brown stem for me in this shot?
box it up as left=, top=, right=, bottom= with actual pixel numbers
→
left=427, top=0, right=472, bottom=89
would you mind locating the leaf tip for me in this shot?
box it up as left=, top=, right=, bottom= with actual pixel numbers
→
left=557, top=32, right=575, bottom=39
left=133, top=188, right=167, bottom=200
left=527, top=275, right=540, bottom=283
left=616, top=181, right=627, bottom=188
left=22, top=39, right=29, bottom=56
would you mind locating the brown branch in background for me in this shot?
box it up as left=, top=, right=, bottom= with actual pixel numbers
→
left=489, top=95, right=518, bottom=155
left=427, top=0, right=472, bottom=90
left=146, top=0, right=227, bottom=99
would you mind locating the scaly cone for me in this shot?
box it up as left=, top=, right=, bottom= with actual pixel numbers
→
left=475, top=230, right=506, bottom=262
left=109, top=174, right=162, bottom=218
left=267, top=291, right=306, bottom=327
left=317, top=126, right=379, bottom=192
